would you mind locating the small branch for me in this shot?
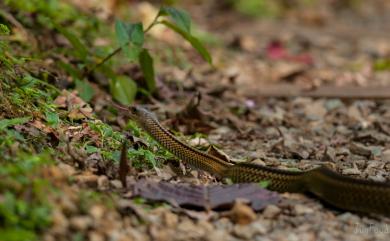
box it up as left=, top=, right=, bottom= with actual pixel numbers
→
left=83, top=46, right=121, bottom=77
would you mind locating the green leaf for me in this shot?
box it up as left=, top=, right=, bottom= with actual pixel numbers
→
left=127, top=23, right=144, bottom=46
left=159, top=7, right=191, bottom=33
left=115, top=20, right=129, bottom=46
left=75, top=79, right=94, bottom=102
left=110, top=76, right=137, bottom=105
left=54, top=24, right=88, bottom=60
left=160, top=20, right=212, bottom=64
left=115, top=20, right=131, bottom=60
left=0, top=24, right=10, bottom=35
left=45, top=111, right=59, bottom=127
left=85, top=145, right=100, bottom=154
left=258, top=180, right=271, bottom=189
left=115, top=20, right=144, bottom=61
left=374, top=59, right=390, bottom=71
left=0, top=117, right=31, bottom=131
left=57, top=61, right=81, bottom=79
left=0, top=228, right=36, bottom=241
left=139, top=49, right=156, bottom=92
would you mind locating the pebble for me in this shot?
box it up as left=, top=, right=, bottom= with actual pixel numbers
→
left=88, top=231, right=105, bottom=241
left=206, top=230, right=232, bottom=241
left=50, top=209, right=69, bottom=235
left=89, top=204, right=105, bottom=220
left=58, top=163, right=76, bottom=176
left=163, top=211, right=178, bottom=228
left=262, top=205, right=281, bottom=219
left=214, top=217, right=234, bottom=231
left=110, top=179, right=124, bottom=189
left=293, top=204, right=314, bottom=215
left=381, top=149, right=390, bottom=162
left=176, top=219, right=205, bottom=240
left=70, top=216, right=93, bottom=231
left=60, top=195, right=78, bottom=215
left=149, top=225, right=172, bottom=241
left=227, top=202, right=257, bottom=225
left=250, top=221, right=269, bottom=235
left=75, top=174, right=99, bottom=188
left=233, top=224, right=256, bottom=239
left=97, top=175, right=109, bottom=190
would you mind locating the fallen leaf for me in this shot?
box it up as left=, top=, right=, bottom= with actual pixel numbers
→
left=54, top=90, right=93, bottom=120
left=132, top=180, right=280, bottom=211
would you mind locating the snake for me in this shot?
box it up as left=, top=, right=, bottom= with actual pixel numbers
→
left=126, top=106, right=390, bottom=216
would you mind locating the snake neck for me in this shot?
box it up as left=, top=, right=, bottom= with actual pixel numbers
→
left=141, top=117, right=232, bottom=176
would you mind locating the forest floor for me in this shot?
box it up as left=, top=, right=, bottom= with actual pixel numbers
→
left=1, top=1, right=390, bottom=241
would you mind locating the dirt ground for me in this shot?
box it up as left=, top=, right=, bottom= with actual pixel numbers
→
left=2, top=1, right=390, bottom=241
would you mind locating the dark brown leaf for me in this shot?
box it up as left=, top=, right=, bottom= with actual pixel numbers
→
left=132, top=180, right=280, bottom=211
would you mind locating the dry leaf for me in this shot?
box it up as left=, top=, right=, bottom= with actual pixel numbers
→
left=132, top=180, right=280, bottom=211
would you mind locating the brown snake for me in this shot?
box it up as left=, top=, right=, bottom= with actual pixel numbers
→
left=126, top=106, right=390, bottom=216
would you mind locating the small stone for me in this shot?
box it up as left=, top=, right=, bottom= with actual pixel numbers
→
left=75, top=174, right=99, bottom=188
left=149, top=226, right=172, bottom=241
left=381, top=149, right=390, bottom=162
left=70, top=216, right=92, bottom=231
left=89, top=204, right=105, bottom=220
left=127, top=228, right=149, bottom=241
left=322, top=147, right=336, bottom=162
left=176, top=219, right=205, bottom=239
left=227, top=201, right=257, bottom=225
left=214, top=217, right=234, bottom=231
left=50, top=209, right=69, bottom=235
left=97, top=175, right=109, bottom=190
left=304, top=100, right=327, bottom=120
left=163, top=212, right=178, bottom=228
left=110, top=179, right=124, bottom=189
left=369, top=146, right=382, bottom=157
left=342, top=165, right=361, bottom=175
left=349, top=142, right=372, bottom=157
left=206, top=230, right=231, bottom=241
left=262, top=205, right=281, bottom=219
left=42, top=234, right=55, bottom=241
left=233, top=224, right=255, bottom=239
left=325, top=99, right=343, bottom=111
left=337, top=212, right=359, bottom=224
left=188, top=137, right=209, bottom=148
left=293, top=204, right=314, bottom=215
left=58, top=163, right=76, bottom=176
left=88, top=231, right=105, bottom=241
left=251, top=220, right=269, bottom=235
left=60, top=195, right=78, bottom=215
left=198, top=220, right=214, bottom=233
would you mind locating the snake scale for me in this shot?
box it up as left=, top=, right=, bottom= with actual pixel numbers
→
left=126, top=106, right=390, bottom=216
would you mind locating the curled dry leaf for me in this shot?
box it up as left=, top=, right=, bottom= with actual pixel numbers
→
left=54, top=90, right=93, bottom=120
left=132, top=179, right=280, bottom=211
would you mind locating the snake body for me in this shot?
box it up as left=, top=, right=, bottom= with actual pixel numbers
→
left=127, top=106, right=390, bottom=216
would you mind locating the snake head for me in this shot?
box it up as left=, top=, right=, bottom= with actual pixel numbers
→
left=127, top=106, right=156, bottom=124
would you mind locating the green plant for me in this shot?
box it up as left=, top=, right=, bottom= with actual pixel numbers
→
left=0, top=153, right=54, bottom=241
left=89, top=6, right=212, bottom=105
left=374, top=59, right=390, bottom=71
left=229, top=0, right=281, bottom=17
